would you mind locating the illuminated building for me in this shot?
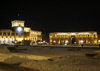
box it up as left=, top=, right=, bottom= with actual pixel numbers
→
left=49, top=32, right=98, bottom=45
left=0, top=20, right=99, bottom=46
left=0, top=29, right=16, bottom=44
left=0, top=20, right=42, bottom=45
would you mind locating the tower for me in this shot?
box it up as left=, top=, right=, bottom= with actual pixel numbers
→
left=11, top=20, right=24, bottom=42
left=11, top=20, right=24, bottom=27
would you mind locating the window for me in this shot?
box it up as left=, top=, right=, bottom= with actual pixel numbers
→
left=8, top=33, right=10, bottom=36
left=12, top=33, right=15, bottom=36
left=3, top=32, right=6, bottom=35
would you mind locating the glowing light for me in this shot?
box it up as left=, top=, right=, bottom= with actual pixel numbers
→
left=53, top=40, right=56, bottom=43
left=16, top=37, right=23, bottom=42
left=74, top=42, right=76, bottom=44
left=98, top=40, right=100, bottom=43
left=0, top=38, right=4, bottom=41
left=12, top=20, right=24, bottom=27
left=78, top=32, right=90, bottom=35
left=70, top=33, right=76, bottom=35
left=16, top=27, right=23, bottom=32
left=43, top=41, right=46, bottom=43
left=24, top=27, right=30, bottom=32
left=12, top=38, right=15, bottom=41
left=57, top=33, right=69, bottom=35
left=80, top=40, right=84, bottom=44
left=65, top=40, right=68, bottom=43
left=30, top=31, right=41, bottom=35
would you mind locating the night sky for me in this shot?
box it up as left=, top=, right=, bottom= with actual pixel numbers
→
left=0, top=1, right=100, bottom=34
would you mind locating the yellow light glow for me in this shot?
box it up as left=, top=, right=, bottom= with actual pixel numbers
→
left=24, top=27, right=31, bottom=32
left=57, top=33, right=69, bottom=35
left=16, top=37, right=23, bottom=42
left=78, top=32, right=90, bottom=35
left=30, top=31, right=41, bottom=35
left=70, top=33, right=76, bottom=35
left=12, top=20, right=24, bottom=27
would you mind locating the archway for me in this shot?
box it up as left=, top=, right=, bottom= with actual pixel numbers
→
left=71, top=36, right=76, bottom=44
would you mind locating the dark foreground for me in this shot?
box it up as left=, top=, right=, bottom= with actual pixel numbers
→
left=0, top=46, right=100, bottom=71
left=0, top=62, right=38, bottom=71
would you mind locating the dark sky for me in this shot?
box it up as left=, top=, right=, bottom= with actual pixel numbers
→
left=0, top=1, right=100, bottom=33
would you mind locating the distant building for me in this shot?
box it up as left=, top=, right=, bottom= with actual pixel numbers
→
left=0, top=20, right=100, bottom=46
left=0, top=20, right=42, bottom=45
left=49, top=32, right=98, bottom=45
left=0, top=29, right=16, bottom=44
